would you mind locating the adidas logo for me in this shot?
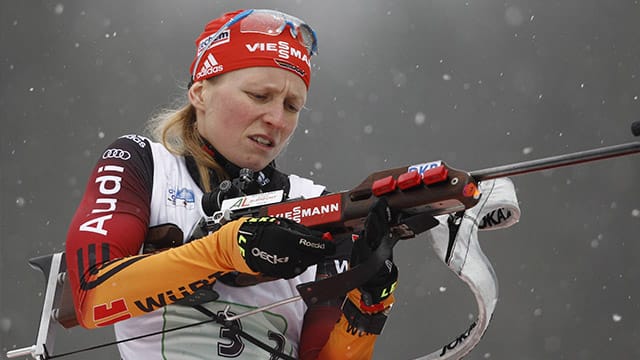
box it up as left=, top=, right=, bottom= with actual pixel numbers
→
left=196, top=53, right=224, bottom=78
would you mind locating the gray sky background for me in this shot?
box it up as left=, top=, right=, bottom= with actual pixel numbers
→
left=2, top=1, right=639, bottom=359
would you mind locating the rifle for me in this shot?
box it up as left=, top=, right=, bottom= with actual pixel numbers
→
left=205, top=137, right=640, bottom=309
left=7, top=124, right=640, bottom=360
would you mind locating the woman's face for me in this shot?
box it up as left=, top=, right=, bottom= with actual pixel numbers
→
left=190, top=67, right=308, bottom=171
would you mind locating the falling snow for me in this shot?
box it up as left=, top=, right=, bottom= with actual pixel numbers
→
left=0, top=317, right=11, bottom=332
left=505, top=6, right=524, bottom=26
left=590, top=239, right=599, bottom=248
left=3, top=3, right=640, bottom=360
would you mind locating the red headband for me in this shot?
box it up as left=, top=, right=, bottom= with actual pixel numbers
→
left=189, top=9, right=312, bottom=88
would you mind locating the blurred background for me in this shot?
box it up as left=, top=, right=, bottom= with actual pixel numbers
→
left=1, top=1, right=639, bottom=359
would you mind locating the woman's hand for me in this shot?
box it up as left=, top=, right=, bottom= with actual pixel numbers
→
left=351, top=197, right=398, bottom=307
left=237, top=217, right=336, bottom=279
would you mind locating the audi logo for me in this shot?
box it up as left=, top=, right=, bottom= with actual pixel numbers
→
left=102, top=148, right=131, bottom=160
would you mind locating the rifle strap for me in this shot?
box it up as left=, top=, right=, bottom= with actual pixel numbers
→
left=415, top=177, right=520, bottom=359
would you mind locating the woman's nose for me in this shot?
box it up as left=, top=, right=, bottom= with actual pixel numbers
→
left=261, top=103, right=287, bottom=128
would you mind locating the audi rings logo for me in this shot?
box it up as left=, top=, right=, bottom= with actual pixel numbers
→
left=102, top=148, right=131, bottom=160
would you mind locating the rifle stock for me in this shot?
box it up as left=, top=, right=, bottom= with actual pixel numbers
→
left=260, top=165, right=479, bottom=237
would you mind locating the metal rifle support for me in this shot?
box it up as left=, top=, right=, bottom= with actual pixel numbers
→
left=7, top=253, right=68, bottom=359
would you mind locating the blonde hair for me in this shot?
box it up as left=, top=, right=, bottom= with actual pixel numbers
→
left=146, top=100, right=228, bottom=193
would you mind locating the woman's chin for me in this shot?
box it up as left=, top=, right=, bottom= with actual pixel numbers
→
left=235, top=158, right=272, bottom=172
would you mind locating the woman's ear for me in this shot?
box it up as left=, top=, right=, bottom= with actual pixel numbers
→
left=188, top=81, right=207, bottom=112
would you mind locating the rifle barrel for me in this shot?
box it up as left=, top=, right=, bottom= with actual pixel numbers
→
left=470, top=142, right=640, bottom=182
